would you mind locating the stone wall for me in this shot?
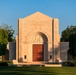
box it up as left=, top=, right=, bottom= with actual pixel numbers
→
left=7, top=42, right=16, bottom=61
left=8, top=42, right=69, bottom=62
left=60, top=42, right=69, bottom=62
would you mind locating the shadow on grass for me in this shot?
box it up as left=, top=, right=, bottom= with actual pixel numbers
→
left=0, top=66, right=56, bottom=75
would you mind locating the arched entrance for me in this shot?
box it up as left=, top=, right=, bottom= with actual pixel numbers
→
left=25, top=31, right=48, bottom=62
left=27, top=32, right=48, bottom=61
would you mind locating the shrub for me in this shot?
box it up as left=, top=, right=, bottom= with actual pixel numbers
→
left=7, top=61, right=13, bottom=66
left=72, top=60, right=76, bottom=66
left=7, top=61, right=13, bottom=64
left=0, top=62, right=8, bottom=66
left=62, top=61, right=74, bottom=66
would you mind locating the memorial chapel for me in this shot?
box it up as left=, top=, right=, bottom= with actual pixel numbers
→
left=8, top=12, right=69, bottom=64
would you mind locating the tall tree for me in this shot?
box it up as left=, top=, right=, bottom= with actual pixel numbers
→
left=68, top=27, right=76, bottom=59
left=0, top=24, right=15, bottom=60
left=0, top=28, right=8, bottom=55
left=0, top=24, right=15, bottom=42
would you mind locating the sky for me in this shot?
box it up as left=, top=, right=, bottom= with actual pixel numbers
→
left=0, top=0, right=76, bottom=36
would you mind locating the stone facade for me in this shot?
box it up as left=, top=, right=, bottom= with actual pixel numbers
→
left=16, top=12, right=60, bottom=63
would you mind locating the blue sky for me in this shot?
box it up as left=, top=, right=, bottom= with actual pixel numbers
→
left=0, top=0, right=76, bottom=36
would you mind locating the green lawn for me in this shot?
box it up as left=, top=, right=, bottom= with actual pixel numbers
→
left=0, top=66, right=76, bottom=75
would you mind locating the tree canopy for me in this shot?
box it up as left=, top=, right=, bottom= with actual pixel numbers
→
left=68, top=26, right=76, bottom=58
left=61, top=26, right=76, bottom=42
left=69, top=33, right=76, bottom=57
left=0, top=24, right=15, bottom=42
left=0, top=24, right=15, bottom=56
left=0, top=28, right=8, bottom=55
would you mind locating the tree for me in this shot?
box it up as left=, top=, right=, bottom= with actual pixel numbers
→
left=69, top=28, right=76, bottom=59
left=0, top=28, right=8, bottom=56
left=0, top=24, right=15, bottom=60
left=0, top=24, right=15, bottom=42
left=61, top=26, right=76, bottom=42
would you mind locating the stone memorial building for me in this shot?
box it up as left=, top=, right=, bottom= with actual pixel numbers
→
left=8, top=12, right=69, bottom=64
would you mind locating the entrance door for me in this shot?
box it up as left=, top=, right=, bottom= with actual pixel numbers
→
left=33, top=44, right=44, bottom=61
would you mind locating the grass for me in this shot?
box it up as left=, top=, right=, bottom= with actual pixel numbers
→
left=0, top=66, right=76, bottom=75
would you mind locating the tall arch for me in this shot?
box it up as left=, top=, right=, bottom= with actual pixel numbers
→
left=26, top=32, right=48, bottom=61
